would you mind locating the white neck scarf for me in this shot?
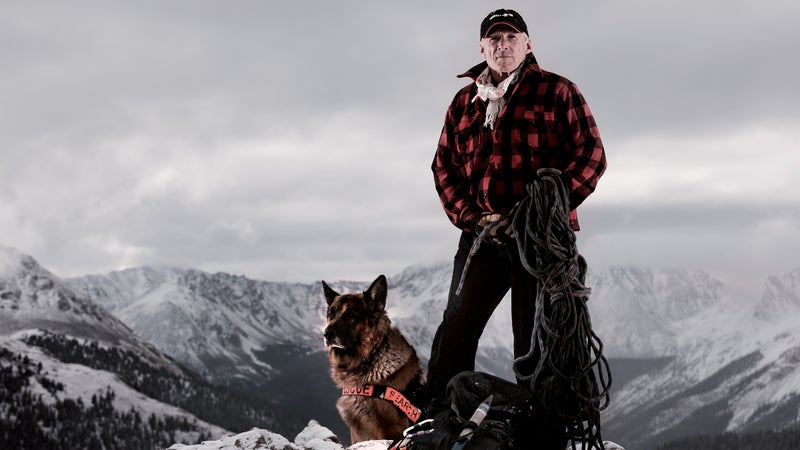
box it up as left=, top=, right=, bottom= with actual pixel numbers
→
left=472, top=66, right=521, bottom=129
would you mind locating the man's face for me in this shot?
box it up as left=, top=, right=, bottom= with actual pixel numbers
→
left=480, top=26, right=531, bottom=79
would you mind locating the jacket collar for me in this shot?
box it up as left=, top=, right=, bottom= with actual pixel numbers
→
left=457, top=53, right=541, bottom=82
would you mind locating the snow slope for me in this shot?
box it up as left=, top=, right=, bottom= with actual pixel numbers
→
left=6, top=243, right=800, bottom=448
left=0, top=332, right=228, bottom=445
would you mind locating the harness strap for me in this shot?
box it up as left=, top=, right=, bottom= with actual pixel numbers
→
left=342, top=385, right=422, bottom=423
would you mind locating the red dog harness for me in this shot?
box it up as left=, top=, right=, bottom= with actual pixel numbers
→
left=342, top=385, right=422, bottom=423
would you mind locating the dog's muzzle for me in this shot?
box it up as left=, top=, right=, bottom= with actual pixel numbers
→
left=324, top=328, right=347, bottom=349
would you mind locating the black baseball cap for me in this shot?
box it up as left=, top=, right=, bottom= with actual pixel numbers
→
left=480, top=9, right=528, bottom=38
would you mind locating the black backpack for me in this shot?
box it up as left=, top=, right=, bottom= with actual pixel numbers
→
left=393, top=371, right=545, bottom=450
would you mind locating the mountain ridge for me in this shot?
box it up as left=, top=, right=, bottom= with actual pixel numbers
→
left=0, top=245, right=305, bottom=447
left=4, top=244, right=800, bottom=449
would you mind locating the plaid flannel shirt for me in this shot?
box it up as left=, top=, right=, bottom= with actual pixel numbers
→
left=432, top=54, right=606, bottom=231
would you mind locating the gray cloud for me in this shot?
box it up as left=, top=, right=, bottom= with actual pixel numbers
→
left=2, top=1, right=798, bottom=299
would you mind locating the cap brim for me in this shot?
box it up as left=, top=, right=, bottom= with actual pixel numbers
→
left=483, top=22, right=525, bottom=37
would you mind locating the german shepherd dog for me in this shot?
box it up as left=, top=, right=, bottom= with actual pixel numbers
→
left=322, top=275, right=425, bottom=444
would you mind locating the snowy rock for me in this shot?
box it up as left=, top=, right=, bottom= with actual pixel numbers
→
left=166, top=421, right=390, bottom=450
left=167, top=427, right=296, bottom=450
left=346, top=440, right=393, bottom=450
left=603, top=443, right=626, bottom=450
left=294, top=420, right=347, bottom=450
left=167, top=421, right=624, bottom=450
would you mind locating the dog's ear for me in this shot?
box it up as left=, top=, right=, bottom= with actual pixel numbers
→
left=365, top=275, right=387, bottom=312
left=322, top=281, right=339, bottom=306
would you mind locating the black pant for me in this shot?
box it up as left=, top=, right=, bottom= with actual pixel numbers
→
left=426, top=231, right=539, bottom=398
left=426, top=231, right=567, bottom=448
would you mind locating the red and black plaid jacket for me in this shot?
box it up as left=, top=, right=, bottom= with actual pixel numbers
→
left=432, top=54, right=606, bottom=231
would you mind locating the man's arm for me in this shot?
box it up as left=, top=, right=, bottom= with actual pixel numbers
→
left=558, top=82, right=607, bottom=210
left=432, top=108, right=482, bottom=232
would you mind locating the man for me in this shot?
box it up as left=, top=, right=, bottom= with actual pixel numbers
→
left=427, top=8, right=607, bottom=447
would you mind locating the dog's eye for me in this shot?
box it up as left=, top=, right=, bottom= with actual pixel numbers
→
left=336, top=309, right=360, bottom=324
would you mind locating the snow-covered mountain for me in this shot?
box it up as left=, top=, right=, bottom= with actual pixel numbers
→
left=68, top=256, right=800, bottom=449
left=4, top=243, right=800, bottom=449
left=0, top=245, right=301, bottom=448
left=755, top=269, right=800, bottom=322
left=1, top=246, right=131, bottom=341
left=1, top=331, right=227, bottom=447
left=67, top=266, right=360, bottom=386
left=586, top=266, right=732, bottom=358
left=386, top=264, right=800, bottom=448
left=0, top=245, right=182, bottom=374
left=602, top=268, right=800, bottom=448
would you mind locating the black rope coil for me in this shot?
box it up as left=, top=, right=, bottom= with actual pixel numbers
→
left=511, top=168, right=612, bottom=449
left=451, top=168, right=612, bottom=448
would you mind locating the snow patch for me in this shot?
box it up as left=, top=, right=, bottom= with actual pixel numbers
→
left=0, top=245, right=25, bottom=277
left=0, top=335, right=228, bottom=439
left=166, top=420, right=390, bottom=450
left=166, top=421, right=627, bottom=450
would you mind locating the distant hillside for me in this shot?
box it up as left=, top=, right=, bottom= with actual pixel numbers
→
left=4, top=244, right=800, bottom=449
left=0, top=244, right=306, bottom=447
left=655, top=426, right=800, bottom=450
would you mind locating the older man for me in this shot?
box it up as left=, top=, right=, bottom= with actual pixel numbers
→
left=427, top=8, right=607, bottom=448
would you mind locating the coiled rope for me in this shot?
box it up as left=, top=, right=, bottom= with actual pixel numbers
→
left=451, top=168, right=611, bottom=447
left=510, top=168, right=612, bottom=449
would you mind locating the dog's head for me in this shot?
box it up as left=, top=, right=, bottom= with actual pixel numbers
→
left=322, top=275, right=390, bottom=358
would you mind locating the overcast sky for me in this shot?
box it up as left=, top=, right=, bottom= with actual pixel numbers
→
left=2, top=1, right=798, bottom=299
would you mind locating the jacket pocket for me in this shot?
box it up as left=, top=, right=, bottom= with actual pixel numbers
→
left=521, top=110, right=558, bottom=150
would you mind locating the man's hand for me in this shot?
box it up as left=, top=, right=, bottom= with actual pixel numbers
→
left=473, top=212, right=514, bottom=244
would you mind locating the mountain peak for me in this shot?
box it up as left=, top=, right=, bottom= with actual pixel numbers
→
left=0, top=246, right=137, bottom=346
left=0, top=244, right=39, bottom=278
left=755, top=268, right=800, bottom=321
left=594, top=266, right=726, bottom=320
left=5, top=246, right=800, bottom=448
